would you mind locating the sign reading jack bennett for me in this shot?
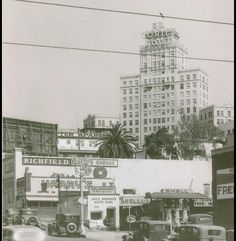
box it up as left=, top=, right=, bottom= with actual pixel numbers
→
left=22, top=157, right=118, bottom=167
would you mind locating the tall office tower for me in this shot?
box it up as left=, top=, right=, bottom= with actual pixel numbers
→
left=120, top=23, right=209, bottom=148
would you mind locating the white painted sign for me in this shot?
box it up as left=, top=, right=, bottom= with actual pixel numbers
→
left=22, top=156, right=118, bottom=167
left=27, top=177, right=114, bottom=197
left=217, top=183, right=234, bottom=200
left=120, top=196, right=151, bottom=206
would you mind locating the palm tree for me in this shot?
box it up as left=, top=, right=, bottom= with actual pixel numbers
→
left=97, top=123, right=137, bottom=158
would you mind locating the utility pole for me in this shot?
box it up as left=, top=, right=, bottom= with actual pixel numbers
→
left=80, top=169, right=84, bottom=230
left=24, top=170, right=27, bottom=208
left=57, top=175, right=61, bottom=212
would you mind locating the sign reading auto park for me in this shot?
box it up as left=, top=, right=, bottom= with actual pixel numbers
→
left=22, top=156, right=118, bottom=167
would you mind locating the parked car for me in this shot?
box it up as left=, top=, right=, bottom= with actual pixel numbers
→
left=226, top=229, right=234, bottom=241
left=47, top=213, right=86, bottom=237
left=188, top=213, right=213, bottom=225
left=4, top=208, right=40, bottom=226
left=132, top=220, right=178, bottom=241
left=177, top=224, right=226, bottom=241
left=2, top=225, right=46, bottom=241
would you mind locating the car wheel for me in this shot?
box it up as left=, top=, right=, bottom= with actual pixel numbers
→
left=66, top=223, right=77, bottom=234
left=27, top=217, right=38, bottom=226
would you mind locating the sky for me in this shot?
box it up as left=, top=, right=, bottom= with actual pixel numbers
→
left=2, top=0, right=234, bottom=129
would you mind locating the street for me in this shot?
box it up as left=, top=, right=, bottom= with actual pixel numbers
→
left=44, top=230, right=127, bottom=241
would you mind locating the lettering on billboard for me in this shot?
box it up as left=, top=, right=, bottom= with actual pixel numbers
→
left=89, top=196, right=118, bottom=209
left=217, top=183, right=234, bottom=200
left=123, top=189, right=136, bottom=195
left=90, top=186, right=116, bottom=194
left=120, top=196, right=151, bottom=206
left=161, top=189, right=193, bottom=194
left=28, top=177, right=114, bottom=196
left=216, top=168, right=234, bottom=200
left=22, top=157, right=118, bottom=167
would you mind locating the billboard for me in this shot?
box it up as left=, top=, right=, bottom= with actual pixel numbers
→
left=216, top=168, right=234, bottom=200
left=26, top=177, right=115, bottom=198
left=22, top=156, right=118, bottom=167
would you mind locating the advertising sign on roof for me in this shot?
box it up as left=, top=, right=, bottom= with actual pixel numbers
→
left=216, top=168, right=234, bottom=200
left=90, top=186, right=116, bottom=195
left=22, top=157, right=118, bottom=167
left=120, top=196, right=150, bottom=207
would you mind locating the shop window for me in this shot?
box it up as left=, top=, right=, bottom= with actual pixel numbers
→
left=91, top=211, right=102, bottom=220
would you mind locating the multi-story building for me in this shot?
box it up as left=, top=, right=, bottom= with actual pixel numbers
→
left=199, top=104, right=234, bottom=127
left=83, top=114, right=120, bottom=129
left=57, top=129, right=79, bottom=157
left=2, top=117, right=58, bottom=156
left=219, top=120, right=234, bottom=139
left=120, top=23, right=209, bottom=147
left=58, top=116, right=116, bottom=158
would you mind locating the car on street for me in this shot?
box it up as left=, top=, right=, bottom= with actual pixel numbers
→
left=47, top=213, right=86, bottom=237
left=132, top=220, right=178, bottom=241
left=2, top=225, right=46, bottom=241
left=177, top=224, right=226, bottom=241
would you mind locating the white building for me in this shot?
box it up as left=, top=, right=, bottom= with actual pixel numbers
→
left=120, top=23, right=208, bottom=147
left=57, top=128, right=111, bottom=158
left=57, top=129, right=79, bottom=157
left=199, top=104, right=234, bottom=127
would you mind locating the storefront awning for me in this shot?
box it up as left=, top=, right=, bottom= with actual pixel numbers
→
left=26, top=196, right=58, bottom=201
left=151, top=192, right=209, bottom=199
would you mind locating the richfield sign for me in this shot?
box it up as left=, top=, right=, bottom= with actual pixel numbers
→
left=22, top=157, right=118, bottom=167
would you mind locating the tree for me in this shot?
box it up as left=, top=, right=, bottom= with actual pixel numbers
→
left=174, top=114, right=222, bottom=160
left=97, top=123, right=137, bottom=158
left=144, top=127, right=178, bottom=159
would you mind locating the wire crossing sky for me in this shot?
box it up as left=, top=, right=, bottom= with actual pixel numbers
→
left=14, top=0, right=234, bottom=26
left=3, top=41, right=234, bottom=63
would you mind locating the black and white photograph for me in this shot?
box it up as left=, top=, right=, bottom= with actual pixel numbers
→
left=2, top=0, right=234, bottom=241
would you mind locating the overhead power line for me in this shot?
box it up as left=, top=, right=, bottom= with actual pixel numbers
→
left=13, top=0, right=234, bottom=26
left=2, top=41, right=234, bottom=63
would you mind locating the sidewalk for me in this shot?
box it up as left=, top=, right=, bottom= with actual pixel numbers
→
left=86, top=230, right=128, bottom=241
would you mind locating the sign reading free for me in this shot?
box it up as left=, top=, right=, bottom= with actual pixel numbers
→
left=22, top=156, right=118, bottom=167
left=217, top=183, right=234, bottom=200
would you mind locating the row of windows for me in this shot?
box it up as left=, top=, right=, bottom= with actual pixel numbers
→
left=143, top=125, right=176, bottom=132
left=122, top=79, right=139, bottom=86
left=124, top=125, right=176, bottom=134
left=123, top=116, right=176, bottom=126
left=144, top=92, right=175, bottom=100
left=180, top=99, right=198, bottom=106
left=123, top=96, right=139, bottom=103
left=123, top=88, right=139, bottom=95
left=217, top=110, right=232, bottom=117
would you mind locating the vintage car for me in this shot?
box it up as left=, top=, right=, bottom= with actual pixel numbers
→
left=47, top=213, right=86, bottom=237
left=3, top=208, right=40, bottom=226
left=3, top=225, right=46, bottom=241
left=177, top=224, right=226, bottom=241
left=132, top=220, right=178, bottom=241
left=187, top=213, right=213, bottom=225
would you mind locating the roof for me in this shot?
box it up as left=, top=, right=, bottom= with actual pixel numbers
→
left=179, top=224, right=225, bottom=229
left=151, top=192, right=209, bottom=199
left=136, top=220, right=171, bottom=225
